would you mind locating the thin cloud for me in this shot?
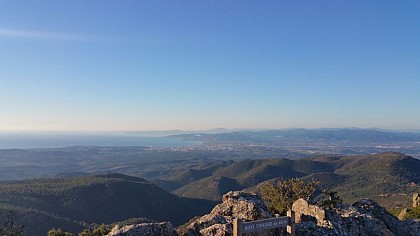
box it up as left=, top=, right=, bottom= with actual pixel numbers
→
left=0, top=28, right=109, bottom=42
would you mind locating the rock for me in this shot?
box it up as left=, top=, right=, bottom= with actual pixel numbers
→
left=293, top=198, right=420, bottom=236
left=401, top=218, right=420, bottom=236
left=111, top=192, right=420, bottom=236
left=353, top=199, right=403, bottom=234
left=107, top=222, right=175, bottom=236
left=413, top=193, right=420, bottom=207
left=183, top=191, right=274, bottom=236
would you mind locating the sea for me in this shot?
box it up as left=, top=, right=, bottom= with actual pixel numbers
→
left=0, top=131, right=199, bottom=149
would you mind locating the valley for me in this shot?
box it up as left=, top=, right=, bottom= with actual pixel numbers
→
left=1, top=129, right=420, bottom=235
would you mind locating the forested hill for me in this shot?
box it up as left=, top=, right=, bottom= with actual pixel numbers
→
left=2, top=152, right=420, bottom=235
left=0, top=173, right=214, bottom=235
left=160, top=152, right=420, bottom=208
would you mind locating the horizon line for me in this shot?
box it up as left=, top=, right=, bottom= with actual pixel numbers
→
left=0, top=127, right=419, bottom=133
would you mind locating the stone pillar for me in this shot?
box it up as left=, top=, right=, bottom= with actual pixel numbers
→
left=292, top=198, right=326, bottom=224
left=413, top=193, right=420, bottom=208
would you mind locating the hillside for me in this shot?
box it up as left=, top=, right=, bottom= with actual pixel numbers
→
left=163, top=152, right=420, bottom=209
left=1, top=152, right=419, bottom=235
left=171, top=158, right=332, bottom=200
left=0, top=174, right=214, bottom=235
left=308, top=152, right=420, bottom=206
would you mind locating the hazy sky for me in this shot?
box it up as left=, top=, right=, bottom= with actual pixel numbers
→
left=1, top=1, right=419, bottom=131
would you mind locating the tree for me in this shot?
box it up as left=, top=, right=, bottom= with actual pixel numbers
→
left=260, top=178, right=318, bottom=215
left=77, top=224, right=110, bottom=236
left=318, top=189, right=343, bottom=208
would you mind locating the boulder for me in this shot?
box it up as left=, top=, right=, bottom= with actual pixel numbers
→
left=183, top=191, right=274, bottom=236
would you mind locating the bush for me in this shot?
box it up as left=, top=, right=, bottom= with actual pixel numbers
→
left=405, top=207, right=420, bottom=220
left=260, top=178, right=318, bottom=215
left=318, top=189, right=343, bottom=208
left=77, top=224, right=110, bottom=236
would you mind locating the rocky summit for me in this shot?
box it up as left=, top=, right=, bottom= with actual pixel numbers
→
left=108, top=191, right=420, bottom=236
left=183, top=191, right=273, bottom=236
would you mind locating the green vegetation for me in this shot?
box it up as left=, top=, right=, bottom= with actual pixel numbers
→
left=0, top=152, right=419, bottom=235
left=0, top=174, right=214, bottom=235
left=405, top=207, right=420, bottom=219
left=77, top=224, right=110, bottom=236
left=260, top=178, right=318, bottom=215
left=311, top=152, right=420, bottom=208
left=173, top=158, right=331, bottom=201
left=318, top=189, right=343, bottom=208
left=172, top=152, right=420, bottom=210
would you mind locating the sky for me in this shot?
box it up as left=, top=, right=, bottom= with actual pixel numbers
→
left=0, top=1, right=419, bottom=131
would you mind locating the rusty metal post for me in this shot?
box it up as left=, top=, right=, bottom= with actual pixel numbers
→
left=233, top=218, right=243, bottom=236
left=287, top=210, right=295, bottom=236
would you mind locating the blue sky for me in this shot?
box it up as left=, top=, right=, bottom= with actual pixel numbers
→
left=0, top=1, right=419, bottom=131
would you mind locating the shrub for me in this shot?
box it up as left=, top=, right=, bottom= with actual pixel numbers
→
left=318, top=189, right=343, bottom=208
left=260, top=178, right=318, bottom=215
left=77, top=224, right=110, bottom=236
left=405, top=207, right=420, bottom=220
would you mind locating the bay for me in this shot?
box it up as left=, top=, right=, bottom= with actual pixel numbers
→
left=0, top=132, right=198, bottom=149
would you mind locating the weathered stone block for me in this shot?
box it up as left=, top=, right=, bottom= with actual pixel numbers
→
left=413, top=193, right=420, bottom=208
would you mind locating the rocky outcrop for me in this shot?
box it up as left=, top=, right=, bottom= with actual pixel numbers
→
left=293, top=198, right=420, bottom=236
left=107, top=222, right=175, bottom=236
left=106, top=191, right=420, bottom=236
left=182, top=191, right=273, bottom=236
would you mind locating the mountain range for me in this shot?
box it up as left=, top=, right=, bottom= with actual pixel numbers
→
left=155, top=152, right=420, bottom=208
left=170, top=128, right=420, bottom=144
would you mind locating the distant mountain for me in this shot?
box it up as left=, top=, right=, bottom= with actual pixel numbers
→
left=169, top=128, right=420, bottom=144
left=159, top=152, right=420, bottom=209
left=0, top=173, right=214, bottom=235
left=121, top=128, right=236, bottom=136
